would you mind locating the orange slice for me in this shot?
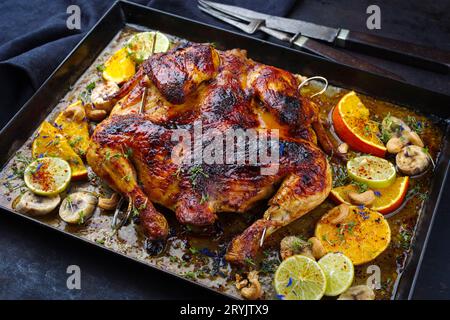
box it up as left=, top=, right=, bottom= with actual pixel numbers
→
left=333, top=91, right=386, bottom=157
left=330, top=176, right=409, bottom=214
left=32, top=122, right=88, bottom=180
left=315, top=206, right=391, bottom=265
left=102, top=47, right=136, bottom=84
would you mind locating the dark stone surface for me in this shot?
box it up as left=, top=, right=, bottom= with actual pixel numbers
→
left=0, top=0, right=449, bottom=299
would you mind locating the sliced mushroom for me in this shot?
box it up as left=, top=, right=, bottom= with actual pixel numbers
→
left=348, top=190, right=376, bottom=207
left=308, top=237, right=327, bottom=260
left=14, top=191, right=60, bottom=216
left=280, top=236, right=314, bottom=260
left=396, top=145, right=431, bottom=176
left=91, top=81, right=120, bottom=111
left=235, top=271, right=263, bottom=300
left=59, top=192, right=98, bottom=224
left=327, top=204, right=350, bottom=225
left=63, top=102, right=86, bottom=122
left=98, top=193, right=120, bottom=210
left=338, top=285, right=375, bottom=300
left=85, top=104, right=108, bottom=122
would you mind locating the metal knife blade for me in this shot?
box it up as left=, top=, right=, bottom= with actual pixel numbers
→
left=201, top=0, right=340, bottom=42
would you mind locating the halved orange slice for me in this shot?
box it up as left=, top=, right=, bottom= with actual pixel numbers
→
left=332, top=91, right=386, bottom=157
left=330, top=176, right=409, bottom=214
left=102, top=47, right=136, bottom=84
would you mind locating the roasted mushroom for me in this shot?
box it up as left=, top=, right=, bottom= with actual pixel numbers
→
left=338, top=285, right=375, bottom=300
left=396, top=145, right=431, bottom=176
left=14, top=191, right=61, bottom=216
left=280, top=236, right=314, bottom=260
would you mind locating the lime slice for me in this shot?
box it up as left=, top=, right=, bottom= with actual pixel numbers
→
left=24, top=157, right=71, bottom=196
left=126, top=31, right=170, bottom=63
left=347, top=155, right=396, bottom=188
left=318, top=253, right=354, bottom=296
left=274, top=255, right=326, bottom=300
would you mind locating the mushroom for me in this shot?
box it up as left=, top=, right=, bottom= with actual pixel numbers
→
left=59, top=192, right=98, bottom=224
left=280, top=236, right=314, bottom=260
left=396, top=145, right=431, bottom=176
left=381, top=115, right=410, bottom=140
left=386, top=136, right=406, bottom=154
left=338, top=143, right=349, bottom=154
left=327, top=204, right=350, bottom=225
left=337, top=285, right=375, bottom=300
left=14, top=191, right=61, bottom=216
left=308, top=237, right=327, bottom=260
left=90, top=81, right=120, bottom=111
left=348, top=190, right=376, bottom=207
left=85, top=104, right=108, bottom=122
left=64, top=102, right=86, bottom=122
left=98, top=193, right=120, bottom=210
left=404, top=131, right=424, bottom=147
left=235, top=271, right=263, bottom=300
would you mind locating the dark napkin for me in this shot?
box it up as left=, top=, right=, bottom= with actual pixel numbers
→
left=0, top=0, right=296, bottom=128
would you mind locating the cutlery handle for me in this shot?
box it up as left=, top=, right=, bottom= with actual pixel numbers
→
left=292, top=36, right=404, bottom=81
left=336, top=29, right=450, bottom=73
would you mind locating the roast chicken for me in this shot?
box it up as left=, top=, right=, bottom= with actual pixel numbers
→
left=86, top=43, right=333, bottom=265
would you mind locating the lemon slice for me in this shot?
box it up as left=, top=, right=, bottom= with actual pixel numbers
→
left=318, top=253, right=354, bottom=296
left=126, top=31, right=171, bottom=63
left=347, top=155, right=396, bottom=188
left=274, top=255, right=326, bottom=300
left=24, top=157, right=71, bottom=196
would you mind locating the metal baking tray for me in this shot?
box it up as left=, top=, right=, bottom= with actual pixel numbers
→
left=0, top=0, right=449, bottom=299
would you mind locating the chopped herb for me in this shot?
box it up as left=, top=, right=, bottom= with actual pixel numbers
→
left=122, top=174, right=131, bottom=182
left=189, top=247, right=199, bottom=255
left=95, top=237, right=106, bottom=245
left=96, top=64, right=105, bottom=72
left=332, top=165, right=349, bottom=187
left=244, top=257, right=256, bottom=266
left=399, top=227, right=412, bottom=250
left=351, top=180, right=369, bottom=193
left=188, top=165, right=209, bottom=187
left=200, top=193, right=209, bottom=204
left=79, top=81, right=96, bottom=104
left=406, top=116, right=424, bottom=134
left=184, top=271, right=196, bottom=280
left=69, top=136, right=83, bottom=148
left=124, top=147, right=133, bottom=159
left=78, top=210, right=85, bottom=225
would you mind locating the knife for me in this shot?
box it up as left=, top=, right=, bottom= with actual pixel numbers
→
left=202, top=1, right=450, bottom=73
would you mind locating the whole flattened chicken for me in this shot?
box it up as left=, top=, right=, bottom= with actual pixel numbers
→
left=86, top=42, right=333, bottom=265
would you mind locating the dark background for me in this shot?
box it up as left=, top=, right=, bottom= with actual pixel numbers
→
left=0, top=0, right=449, bottom=299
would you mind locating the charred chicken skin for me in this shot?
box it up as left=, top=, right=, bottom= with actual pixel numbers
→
left=86, top=43, right=333, bottom=265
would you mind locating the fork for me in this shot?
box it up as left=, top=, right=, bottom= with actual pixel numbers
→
left=198, top=0, right=403, bottom=81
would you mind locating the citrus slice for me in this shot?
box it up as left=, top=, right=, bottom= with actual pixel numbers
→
left=54, top=100, right=90, bottom=157
left=274, top=255, right=326, bottom=300
left=126, top=31, right=170, bottom=63
left=102, top=47, right=136, bottom=84
left=333, top=91, right=386, bottom=157
left=330, top=176, right=409, bottom=214
left=318, top=253, right=354, bottom=296
left=32, top=121, right=88, bottom=180
left=315, top=206, right=391, bottom=265
left=24, top=157, right=71, bottom=196
left=347, top=155, right=396, bottom=188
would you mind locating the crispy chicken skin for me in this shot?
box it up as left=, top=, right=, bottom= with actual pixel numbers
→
left=87, top=43, right=333, bottom=264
